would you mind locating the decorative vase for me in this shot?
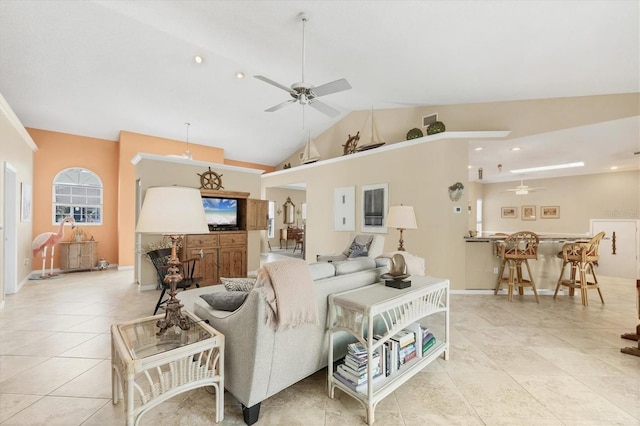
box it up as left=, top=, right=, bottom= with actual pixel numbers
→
left=406, top=128, right=423, bottom=140
left=426, top=121, right=446, bottom=135
left=75, top=235, right=82, bottom=242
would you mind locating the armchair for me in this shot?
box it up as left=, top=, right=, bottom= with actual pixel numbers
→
left=147, top=248, right=203, bottom=314
left=316, top=233, right=384, bottom=262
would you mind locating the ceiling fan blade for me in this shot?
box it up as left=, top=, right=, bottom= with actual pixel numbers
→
left=308, top=99, right=340, bottom=117
left=311, top=78, right=352, bottom=97
left=265, top=99, right=297, bottom=112
left=254, top=75, right=293, bottom=93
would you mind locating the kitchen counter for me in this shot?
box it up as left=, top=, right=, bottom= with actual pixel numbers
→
left=464, top=234, right=590, bottom=291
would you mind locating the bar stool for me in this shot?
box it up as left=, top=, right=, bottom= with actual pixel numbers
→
left=494, top=231, right=540, bottom=302
left=553, top=231, right=605, bottom=306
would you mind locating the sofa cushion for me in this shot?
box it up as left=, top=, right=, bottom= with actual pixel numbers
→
left=347, top=240, right=371, bottom=258
left=200, top=291, right=248, bottom=311
left=308, top=262, right=336, bottom=280
left=221, top=277, right=256, bottom=292
left=334, top=257, right=376, bottom=275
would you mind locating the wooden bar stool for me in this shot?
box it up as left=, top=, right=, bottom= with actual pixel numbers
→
left=553, top=231, right=605, bottom=306
left=494, top=231, right=540, bottom=302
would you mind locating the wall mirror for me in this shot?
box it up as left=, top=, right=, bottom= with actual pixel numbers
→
left=283, top=197, right=296, bottom=224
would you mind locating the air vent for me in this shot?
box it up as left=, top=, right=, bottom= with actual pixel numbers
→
left=422, top=113, right=438, bottom=128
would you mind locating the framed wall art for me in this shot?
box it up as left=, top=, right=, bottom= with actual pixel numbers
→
left=521, top=205, right=536, bottom=221
left=333, top=186, right=355, bottom=231
left=361, top=183, right=388, bottom=233
left=501, top=207, right=517, bottom=219
left=541, top=205, right=560, bottom=219
left=21, top=183, right=32, bottom=222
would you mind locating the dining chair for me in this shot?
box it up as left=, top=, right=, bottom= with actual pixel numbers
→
left=147, top=248, right=203, bottom=314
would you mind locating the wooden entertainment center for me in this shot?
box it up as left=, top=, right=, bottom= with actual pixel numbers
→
left=181, top=189, right=267, bottom=286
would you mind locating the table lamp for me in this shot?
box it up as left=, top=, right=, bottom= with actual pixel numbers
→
left=136, top=186, right=209, bottom=334
left=386, top=205, right=417, bottom=251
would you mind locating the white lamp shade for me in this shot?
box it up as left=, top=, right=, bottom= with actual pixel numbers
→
left=386, top=205, right=417, bottom=229
left=136, top=186, right=209, bottom=234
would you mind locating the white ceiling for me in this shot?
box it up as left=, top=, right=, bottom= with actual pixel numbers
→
left=1, top=1, right=638, bottom=183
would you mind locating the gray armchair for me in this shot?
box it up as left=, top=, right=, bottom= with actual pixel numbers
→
left=316, top=233, right=384, bottom=262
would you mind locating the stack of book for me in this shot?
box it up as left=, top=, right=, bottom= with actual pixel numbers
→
left=334, top=342, right=383, bottom=393
left=405, top=323, right=437, bottom=356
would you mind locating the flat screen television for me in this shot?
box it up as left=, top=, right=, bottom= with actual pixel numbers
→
left=201, top=196, right=238, bottom=228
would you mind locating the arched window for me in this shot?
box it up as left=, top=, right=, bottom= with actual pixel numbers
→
left=52, top=168, right=103, bottom=224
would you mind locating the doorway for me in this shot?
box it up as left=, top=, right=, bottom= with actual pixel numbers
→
left=591, top=219, right=639, bottom=279
left=3, top=162, right=18, bottom=294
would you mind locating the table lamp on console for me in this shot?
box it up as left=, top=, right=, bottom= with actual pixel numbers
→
left=135, top=186, right=209, bottom=335
left=386, top=205, right=418, bottom=251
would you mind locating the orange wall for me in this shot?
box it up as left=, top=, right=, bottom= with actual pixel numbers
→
left=28, top=128, right=119, bottom=269
left=28, top=128, right=273, bottom=269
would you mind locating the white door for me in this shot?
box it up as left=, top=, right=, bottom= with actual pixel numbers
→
left=3, top=162, right=18, bottom=294
left=591, top=219, right=638, bottom=279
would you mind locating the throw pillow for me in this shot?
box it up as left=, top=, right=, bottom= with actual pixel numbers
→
left=200, top=292, right=248, bottom=311
left=221, top=277, right=256, bottom=292
left=348, top=241, right=371, bottom=258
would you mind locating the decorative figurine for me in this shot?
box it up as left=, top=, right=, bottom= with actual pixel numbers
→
left=32, top=216, right=75, bottom=278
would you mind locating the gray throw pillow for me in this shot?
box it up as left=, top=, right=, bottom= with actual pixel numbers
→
left=200, top=292, right=248, bottom=311
left=220, top=277, right=256, bottom=292
left=348, top=241, right=371, bottom=258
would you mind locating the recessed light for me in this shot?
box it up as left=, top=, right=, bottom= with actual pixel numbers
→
left=511, top=147, right=521, bottom=151
left=236, top=72, right=245, bottom=79
left=474, top=147, right=483, bottom=151
left=194, top=55, right=203, bottom=64
left=510, top=162, right=584, bottom=174
left=610, top=166, right=618, bottom=170
left=468, top=165, right=473, bottom=169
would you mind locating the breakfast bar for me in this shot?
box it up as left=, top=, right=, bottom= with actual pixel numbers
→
left=465, top=234, right=589, bottom=291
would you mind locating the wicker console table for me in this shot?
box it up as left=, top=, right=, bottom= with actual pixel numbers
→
left=111, top=311, right=224, bottom=425
left=328, top=276, right=449, bottom=425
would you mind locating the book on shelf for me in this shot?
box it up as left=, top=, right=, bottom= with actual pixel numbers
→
left=422, top=334, right=437, bottom=355
left=391, top=329, right=416, bottom=347
left=404, top=323, right=433, bottom=358
left=337, top=364, right=380, bottom=384
left=347, top=342, right=367, bottom=356
left=333, top=370, right=385, bottom=394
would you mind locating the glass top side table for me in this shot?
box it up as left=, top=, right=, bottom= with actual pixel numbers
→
left=111, top=311, right=224, bottom=426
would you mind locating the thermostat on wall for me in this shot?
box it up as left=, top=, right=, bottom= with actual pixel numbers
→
left=453, top=206, right=462, bottom=213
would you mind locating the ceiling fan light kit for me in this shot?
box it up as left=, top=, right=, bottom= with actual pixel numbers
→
left=254, top=13, right=352, bottom=118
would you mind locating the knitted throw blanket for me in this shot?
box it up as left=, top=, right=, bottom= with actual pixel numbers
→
left=254, top=259, right=319, bottom=331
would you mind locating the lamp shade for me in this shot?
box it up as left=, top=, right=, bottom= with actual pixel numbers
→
left=386, top=205, right=417, bottom=229
left=135, top=186, right=209, bottom=234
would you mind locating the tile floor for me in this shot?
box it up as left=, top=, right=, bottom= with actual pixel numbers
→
left=1, top=255, right=638, bottom=425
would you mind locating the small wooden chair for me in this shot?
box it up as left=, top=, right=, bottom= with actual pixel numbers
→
left=147, top=248, right=203, bottom=314
left=293, top=231, right=304, bottom=254
left=494, top=231, right=540, bottom=302
left=553, top=231, right=605, bottom=306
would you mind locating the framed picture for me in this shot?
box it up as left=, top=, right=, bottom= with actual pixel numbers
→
left=333, top=186, right=355, bottom=231
left=541, top=205, right=560, bottom=219
left=521, top=205, right=536, bottom=221
left=501, top=207, right=517, bottom=219
left=21, top=183, right=32, bottom=222
left=361, top=183, right=388, bottom=233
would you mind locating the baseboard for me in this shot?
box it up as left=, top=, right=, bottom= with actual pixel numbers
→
left=452, top=288, right=560, bottom=295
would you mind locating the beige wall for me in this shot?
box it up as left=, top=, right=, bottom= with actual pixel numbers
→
left=262, top=136, right=470, bottom=290
left=279, top=93, right=639, bottom=169
left=480, top=171, right=640, bottom=234
left=0, top=94, right=37, bottom=302
left=134, top=155, right=263, bottom=286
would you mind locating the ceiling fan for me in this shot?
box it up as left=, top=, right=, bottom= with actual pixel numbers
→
left=507, top=179, right=547, bottom=195
left=254, top=13, right=351, bottom=118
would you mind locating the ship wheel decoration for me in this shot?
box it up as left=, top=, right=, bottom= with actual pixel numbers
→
left=342, top=131, right=360, bottom=155
left=198, top=167, right=224, bottom=190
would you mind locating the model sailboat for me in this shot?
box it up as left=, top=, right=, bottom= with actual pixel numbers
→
left=356, top=108, right=385, bottom=151
left=300, top=130, right=320, bottom=164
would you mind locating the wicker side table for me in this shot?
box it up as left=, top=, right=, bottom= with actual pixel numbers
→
left=111, top=311, right=224, bottom=426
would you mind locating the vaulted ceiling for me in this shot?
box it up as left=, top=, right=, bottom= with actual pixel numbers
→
left=1, top=1, right=638, bottom=181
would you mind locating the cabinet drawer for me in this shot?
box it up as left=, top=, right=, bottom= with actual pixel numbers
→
left=186, top=234, right=219, bottom=247
left=219, top=233, right=246, bottom=246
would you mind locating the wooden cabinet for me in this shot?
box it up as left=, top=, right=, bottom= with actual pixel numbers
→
left=59, top=241, right=98, bottom=272
left=247, top=199, right=268, bottom=231
left=182, top=231, right=247, bottom=286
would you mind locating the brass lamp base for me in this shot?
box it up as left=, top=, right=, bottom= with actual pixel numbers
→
left=156, top=235, right=190, bottom=335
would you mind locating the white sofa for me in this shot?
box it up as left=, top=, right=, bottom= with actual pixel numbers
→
left=177, top=257, right=388, bottom=425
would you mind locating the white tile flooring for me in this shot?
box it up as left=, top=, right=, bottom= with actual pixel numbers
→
left=1, top=255, right=638, bottom=425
